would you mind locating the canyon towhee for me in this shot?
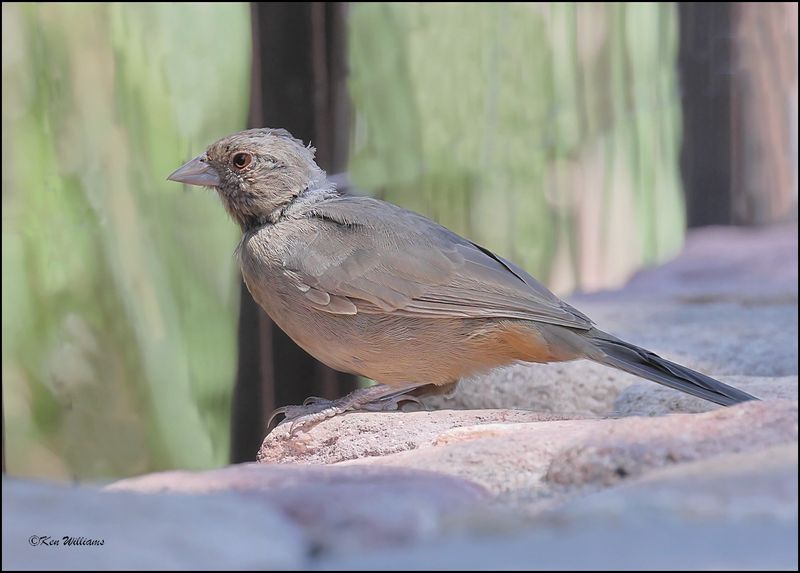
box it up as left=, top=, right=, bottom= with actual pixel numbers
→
left=169, top=128, right=756, bottom=431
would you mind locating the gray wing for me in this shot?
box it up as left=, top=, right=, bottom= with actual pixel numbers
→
left=281, top=196, right=593, bottom=330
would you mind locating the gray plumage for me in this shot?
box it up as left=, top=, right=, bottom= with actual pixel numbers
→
left=169, top=128, right=757, bottom=410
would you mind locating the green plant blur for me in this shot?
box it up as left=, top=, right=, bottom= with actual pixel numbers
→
left=2, top=3, right=250, bottom=479
left=348, top=2, right=684, bottom=292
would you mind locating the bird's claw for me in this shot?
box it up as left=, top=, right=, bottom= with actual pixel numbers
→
left=267, top=386, right=427, bottom=437
left=267, top=406, right=290, bottom=430
left=268, top=401, right=330, bottom=430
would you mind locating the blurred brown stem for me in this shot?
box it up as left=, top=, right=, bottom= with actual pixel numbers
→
left=229, top=2, right=355, bottom=463
left=679, top=2, right=797, bottom=227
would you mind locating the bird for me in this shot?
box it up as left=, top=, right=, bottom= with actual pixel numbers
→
left=168, top=128, right=757, bottom=433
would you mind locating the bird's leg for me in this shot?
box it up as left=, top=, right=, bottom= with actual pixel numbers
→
left=268, top=382, right=433, bottom=436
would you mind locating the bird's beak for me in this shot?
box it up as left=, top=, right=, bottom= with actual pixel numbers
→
left=167, top=154, right=221, bottom=187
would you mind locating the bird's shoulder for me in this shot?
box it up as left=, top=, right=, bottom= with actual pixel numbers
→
left=291, top=194, right=448, bottom=241
left=249, top=194, right=592, bottom=329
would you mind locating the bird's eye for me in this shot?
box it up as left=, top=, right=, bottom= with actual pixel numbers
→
left=232, top=152, right=252, bottom=170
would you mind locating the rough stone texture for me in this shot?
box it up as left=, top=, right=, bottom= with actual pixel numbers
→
left=615, top=375, right=798, bottom=416
left=3, top=465, right=485, bottom=569
left=260, top=401, right=797, bottom=512
left=259, top=410, right=590, bottom=465
left=320, top=446, right=798, bottom=570
left=540, top=401, right=796, bottom=488
left=426, top=360, right=634, bottom=418
left=109, top=464, right=486, bottom=556
left=561, top=443, right=798, bottom=522
left=2, top=478, right=307, bottom=570
left=322, top=519, right=797, bottom=571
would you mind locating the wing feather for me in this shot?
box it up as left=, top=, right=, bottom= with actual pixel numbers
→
left=281, top=196, right=593, bottom=330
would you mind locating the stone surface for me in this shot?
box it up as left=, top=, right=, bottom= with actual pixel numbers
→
left=345, top=401, right=797, bottom=506
left=259, top=410, right=590, bottom=465
left=2, top=478, right=307, bottom=570
left=426, top=359, right=633, bottom=418
left=614, top=375, right=798, bottom=416
left=321, top=519, right=797, bottom=571
left=109, top=464, right=486, bottom=556
left=319, top=445, right=798, bottom=570
left=260, top=400, right=797, bottom=514
left=3, top=464, right=486, bottom=569
left=562, top=443, right=798, bottom=522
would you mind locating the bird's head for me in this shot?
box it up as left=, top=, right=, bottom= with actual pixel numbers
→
left=168, top=128, right=324, bottom=229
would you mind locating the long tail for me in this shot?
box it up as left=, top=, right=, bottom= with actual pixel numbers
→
left=588, top=331, right=757, bottom=406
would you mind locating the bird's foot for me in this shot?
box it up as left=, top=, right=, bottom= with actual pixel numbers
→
left=268, top=384, right=428, bottom=437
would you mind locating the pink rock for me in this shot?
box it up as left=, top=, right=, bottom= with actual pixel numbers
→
left=614, top=375, right=798, bottom=416
left=258, top=400, right=797, bottom=514
left=259, top=409, right=588, bottom=465
left=110, top=463, right=486, bottom=555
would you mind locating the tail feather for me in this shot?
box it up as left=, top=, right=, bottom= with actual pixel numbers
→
left=590, top=332, right=757, bottom=406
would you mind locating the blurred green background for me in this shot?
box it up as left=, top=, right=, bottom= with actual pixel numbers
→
left=2, top=2, right=686, bottom=480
